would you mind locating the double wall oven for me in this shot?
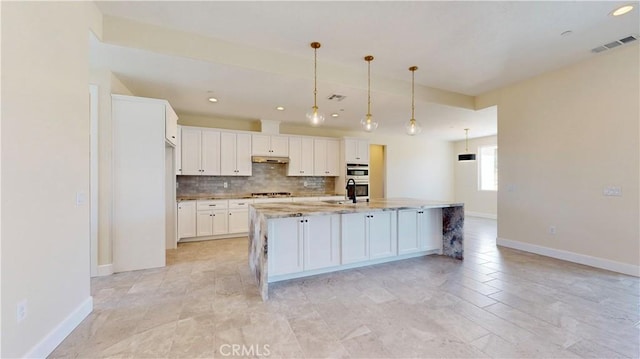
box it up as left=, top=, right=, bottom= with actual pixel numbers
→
left=345, top=163, right=369, bottom=199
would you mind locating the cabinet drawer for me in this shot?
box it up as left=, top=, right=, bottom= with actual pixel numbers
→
left=196, top=200, right=228, bottom=210
left=229, top=199, right=252, bottom=209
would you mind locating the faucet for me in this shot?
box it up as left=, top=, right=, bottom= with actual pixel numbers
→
left=346, top=178, right=357, bottom=203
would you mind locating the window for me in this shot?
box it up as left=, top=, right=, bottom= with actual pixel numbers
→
left=479, top=145, right=498, bottom=191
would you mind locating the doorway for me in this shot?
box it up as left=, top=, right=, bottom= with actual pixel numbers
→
left=369, top=144, right=386, bottom=199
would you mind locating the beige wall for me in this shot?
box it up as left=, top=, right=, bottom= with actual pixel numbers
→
left=1, top=2, right=96, bottom=356
left=454, top=135, right=498, bottom=218
left=477, top=45, right=639, bottom=272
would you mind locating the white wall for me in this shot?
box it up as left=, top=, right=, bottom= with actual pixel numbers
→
left=477, top=44, right=639, bottom=275
left=454, top=135, right=498, bottom=218
left=1, top=2, right=99, bottom=356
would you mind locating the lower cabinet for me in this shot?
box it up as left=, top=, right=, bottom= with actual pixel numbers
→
left=268, top=215, right=340, bottom=276
left=341, top=211, right=396, bottom=264
left=177, top=201, right=197, bottom=239
left=196, top=209, right=228, bottom=236
left=228, top=208, right=249, bottom=233
left=398, top=209, right=443, bottom=254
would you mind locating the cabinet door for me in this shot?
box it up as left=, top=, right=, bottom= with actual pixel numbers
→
left=398, top=210, right=420, bottom=255
left=300, top=138, right=314, bottom=175
left=228, top=208, right=248, bottom=233
left=341, top=212, right=368, bottom=264
left=235, top=133, right=252, bottom=176
left=420, top=209, right=443, bottom=252
left=344, top=139, right=358, bottom=163
left=177, top=201, right=197, bottom=238
left=268, top=217, right=304, bottom=276
left=288, top=137, right=302, bottom=176
left=181, top=128, right=202, bottom=175
left=270, top=135, right=289, bottom=157
left=196, top=210, right=214, bottom=237
left=212, top=209, right=228, bottom=235
left=357, top=140, right=370, bottom=163
left=201, top=129, right=221, bottom=175
left=220, top=132, right=236, bottom=175
left=165, top=104, right=178, bottom=146
left=251, top=134, right=271, bottom=156
left=313, top=139, right=327, bottom=176
left=325, top=139, right=340, bottom=176
left=175, top=126, right=182, bottom=175
left=304, top=215, right=340, bottom=270
left=369, top=211, right=396, bottom=259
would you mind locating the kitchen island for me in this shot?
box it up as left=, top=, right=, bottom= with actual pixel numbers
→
left=249, top=198, right=464, bottom=300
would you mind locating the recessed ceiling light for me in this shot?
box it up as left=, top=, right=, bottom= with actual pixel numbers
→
left=208, top=97, right=218, bottom=103
left=331, top=113, right=339, bottom=118
left=611, top=4, right=634, bottom=16
left=276, top=106, right=285, bottom=111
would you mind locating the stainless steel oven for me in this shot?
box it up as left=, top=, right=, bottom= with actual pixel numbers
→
left=345, top=163, right=369, bottom=199
left=346, top=164, right=369, bottom=177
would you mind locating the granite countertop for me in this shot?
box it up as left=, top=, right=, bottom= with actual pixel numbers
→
left=177, top=193, right=346, bottom=201
left=250, top=198, right=463, bottom=219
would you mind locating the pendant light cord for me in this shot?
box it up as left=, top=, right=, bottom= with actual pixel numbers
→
left=367, top=59, right=371, bottom=116
left=411, top=69, right=415, bottom=120
left=313, top=46, right=318, bottom=108
left=465, top=128, right=469, bottom=151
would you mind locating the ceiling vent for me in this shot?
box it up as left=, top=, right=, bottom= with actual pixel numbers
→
left=591, top=34, right=638, bottom=53
left=327, top=94, right=346, bottom=101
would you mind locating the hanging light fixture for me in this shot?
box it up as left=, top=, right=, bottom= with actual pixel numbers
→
left=458, top=128, right=477, bottom=161
left=405, top=66, right=422, bottom=135
left=306, top=42, right=325, bottom=126
left=361, top=55, right=378, bottom=132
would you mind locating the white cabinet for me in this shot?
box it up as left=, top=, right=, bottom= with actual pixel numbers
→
left=398, top=209, right=443, bottom=254
left=196, top=200, right=229, bottom=236
left=220, top=132, right=252, bottom=176
left=288, top=137, right=314, bottom=176
left=341, top=210, right=395, bottom=264
left=181, top=127, right=221, bottom=176
left=165, top=105, right=178, bottom=146
left=175, top=126, right=182, bottom=175
left=268, top=217, right=304, bottom=276
left=177, top=201, right=196, bottom=239
left=344, top=139, right=370, bottom=164
left=252, top=134, right=289, bottom=157
left=304, top=215, right=341, bottom=270
left=228, top=199, right=251, bottom=233
left=268, top=214, right=340, bottom=276
left=314, top=139, right=340, bottom=176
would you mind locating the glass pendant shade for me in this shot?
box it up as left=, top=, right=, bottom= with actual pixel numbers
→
left=405, top=118, right=422, bottom=135
left=361, top=114, right=378, bottom=132
left=306, top=106, right=325, bottom=126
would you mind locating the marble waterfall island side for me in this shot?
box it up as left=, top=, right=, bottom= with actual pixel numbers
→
left=248, top=199, right=464, bottom=300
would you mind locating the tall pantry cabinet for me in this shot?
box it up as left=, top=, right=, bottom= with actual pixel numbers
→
left=112, top=95, right=178, bottom=272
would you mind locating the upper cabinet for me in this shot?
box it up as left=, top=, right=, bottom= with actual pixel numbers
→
left=180, top=127, right=221, bottom=176
left=344, top=138, right=370, bottom=164
left=220, top=132, right=252, bottom=176
left=288, top=137, right=314, bottom=176
left=165, top=105, right=178, bottom=146
left=314, top=139, right=340, bottom=176
left=252, top=134, right=289, bottom=157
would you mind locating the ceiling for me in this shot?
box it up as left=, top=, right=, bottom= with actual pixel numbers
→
left=93, top=1, right=639, bottom=141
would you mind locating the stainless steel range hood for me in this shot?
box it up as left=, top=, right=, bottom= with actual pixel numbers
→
left=251, top=155, right=289, bottom=164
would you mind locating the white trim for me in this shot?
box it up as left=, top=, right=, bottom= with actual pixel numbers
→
left=465, top=211, right=497, bottom=219
left=24, top=296, right=93, bottom=358
left=89, top=84, right=99, bottom=277
left=497, top=237, right=639, bottom=277
left=96, top=264, right=114, bottom=277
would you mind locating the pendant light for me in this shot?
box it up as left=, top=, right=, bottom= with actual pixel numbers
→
left=361, top=55, right=378, bottom=132
left=458, top=128, right=477, bottom=161
left=306, top=42, right=325, bottom=126
left=405, top=66, right=422, bottom=135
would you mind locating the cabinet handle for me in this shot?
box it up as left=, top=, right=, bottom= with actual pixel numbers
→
left=210, top=214, right=213, bottom=217
left=356, top=157, right=360, bottom=160
left=229, top=213, right=232, bottom=215
left=300, top=220, right=304, bottom=223
left=238, top=203, right=245, bottom=205
left=171, top=136, right=175, bottom=138
left=209, top=204, right=216, bottom=207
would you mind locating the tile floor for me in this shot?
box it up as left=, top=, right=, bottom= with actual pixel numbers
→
left=50, top=217, right=639, bottom=358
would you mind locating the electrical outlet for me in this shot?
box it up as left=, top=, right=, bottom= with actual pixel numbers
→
left=303, top=181, right=308, bottom=187
left=17, top=300, right=27, bottom=323
left=549, top=226, right=557, bottom=235
left=603, top=186, right=622, bottom=196
left=223, top=182, right=228, bottom=189
left=75, top=191, right=86, bottom=206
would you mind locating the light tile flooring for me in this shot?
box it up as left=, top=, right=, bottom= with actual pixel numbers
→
left=51, top=217, right=639, bottom=358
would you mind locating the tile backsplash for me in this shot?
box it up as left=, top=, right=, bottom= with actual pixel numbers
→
left=177, top=163, right=337, bottom=196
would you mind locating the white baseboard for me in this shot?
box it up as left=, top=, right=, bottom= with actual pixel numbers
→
left=95, top=264, right=113, bottom=277
left=24, top=296, right=93, bottom=358
left=497, top=237, right=640, bottom=277
left=465, top=211, right=497, bottom=219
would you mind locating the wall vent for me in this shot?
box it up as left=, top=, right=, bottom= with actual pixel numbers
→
left=327, top=94, right=346, bottom=101
left=591, top=34, right=638, bottom=53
